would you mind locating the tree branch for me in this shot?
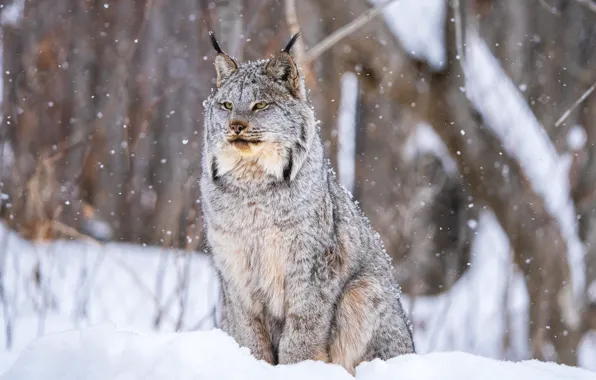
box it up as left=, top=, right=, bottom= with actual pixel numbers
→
left=555, top=79, right=596, bottom=128
left=303, top=0, right=399, bottom=63
left=537, top=0, right=562, bottom=16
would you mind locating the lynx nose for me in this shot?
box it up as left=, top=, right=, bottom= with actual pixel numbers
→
left=229, top=122, right=246, bottom=134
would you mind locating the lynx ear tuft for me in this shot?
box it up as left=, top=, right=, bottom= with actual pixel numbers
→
left=282, top=32, right=300, bottom=53
left=210, top=31, right=223, bottom=54
left=266, top=34, right=305, bottom=98
left=210, top=31, right=238, bottom=87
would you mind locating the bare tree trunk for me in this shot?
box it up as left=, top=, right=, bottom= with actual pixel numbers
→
left=4, top=0, right=75, bottom=239
left=147, top=0, right=202, bottom=246
left=91, top=0, right=137, bottom=240
left=575, top=83, right=596, bottom=331
left=426, top=0, right=581, bottom=364
left=1, top=0, right=212, bottom=247
left=355, top=77, right=411, bottom=260
left=296, top=0, right=343, bottom=170
left=478, top=0, right=596, bottom=335
left=1, top=23, right=23, bottom=214
left=63, top=0, right=97, bottom=230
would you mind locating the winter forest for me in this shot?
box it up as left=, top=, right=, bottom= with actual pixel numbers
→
left=0, top=0, right=596, bottom=378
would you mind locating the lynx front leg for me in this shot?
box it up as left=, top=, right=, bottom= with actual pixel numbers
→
left=278, top=295, right=333, bottom=364
left=223, top=292, right=276, bottom=364
left=278, top=245, right=335, bottom=365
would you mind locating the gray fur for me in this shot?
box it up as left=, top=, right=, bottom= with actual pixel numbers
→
left=200, top=41, right=414, bottom=373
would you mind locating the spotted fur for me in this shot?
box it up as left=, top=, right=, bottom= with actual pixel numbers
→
left=200, top=34, right=414, bottom=374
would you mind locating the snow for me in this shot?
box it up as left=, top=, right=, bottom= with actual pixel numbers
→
left=6, top=209, right=594, bottom=374
left=404, top=123, right=458, bottom=174
left=0, top=223, right=218, bottom=372
left=0, top=0, right=24, bottom=27
left=403, top=211, right=529, bottom=360
left=2, top=325, right=594, bottom=380
left=580, top=332, right=596, bottom=371
left=590, top=281, right=596, bottom=304
left=374, top=0, right=446, bottom=70
left=568, top=125, right=588, bottom=152
left=337, top=72, right=358, bottom=193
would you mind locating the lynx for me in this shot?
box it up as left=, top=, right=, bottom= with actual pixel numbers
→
left=200, top=32, right=415, bottom=374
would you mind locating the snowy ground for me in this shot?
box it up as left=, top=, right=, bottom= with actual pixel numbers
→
left=2, top=326, right=595, bottom=380
left=1, top=209, right=595, bottom=375
left=0, top=224, right=219, bottom=372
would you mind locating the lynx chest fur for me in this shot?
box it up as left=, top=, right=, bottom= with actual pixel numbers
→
left=208, top=196, right=290, bottom=318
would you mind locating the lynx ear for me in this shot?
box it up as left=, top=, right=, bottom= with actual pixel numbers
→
left=210, top=31, right=238, bottom=87
left=265, top=33, right=305, bottom=98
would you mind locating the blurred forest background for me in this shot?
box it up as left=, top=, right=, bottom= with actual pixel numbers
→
left=0, top=0, right=596, bottom=371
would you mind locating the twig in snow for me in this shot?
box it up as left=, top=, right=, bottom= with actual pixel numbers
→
left=555, top=80, right=596, bottom=128
left=407, top=296, right=416, bottom=327
left=188, top=305, right=217, bottom=331
left=73, top=261, right=89, bottom=322
left=501, top=250, right=514, bottom=357
left=155, top=250, right=193, bottom=330
left=0, top=229, right=12, bottom=349
left=176, top=254, right=192, bottom=331
left=74, top=245, right=107, bottom=324
left=104, top=252, right=177, bottom=325
left=36, top=243, right=57, bottom=338
left=174, top=249, right=192, bottom=331
left=153, top=248, right=170, bottom=329
left=426, top=293, right=454, bottom=351
left=303, top=0, right=399, bottom=64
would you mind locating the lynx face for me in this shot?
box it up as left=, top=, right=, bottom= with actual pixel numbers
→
left=204, top=34, right=315, bottom=183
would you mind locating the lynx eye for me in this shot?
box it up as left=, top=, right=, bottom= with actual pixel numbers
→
left=253, top=101, right=268, bottom=111
left=221, top=101, right=233, bottom=111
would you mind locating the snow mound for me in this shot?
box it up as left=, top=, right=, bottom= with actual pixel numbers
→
left=2, top=326, right=593, bottom=380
